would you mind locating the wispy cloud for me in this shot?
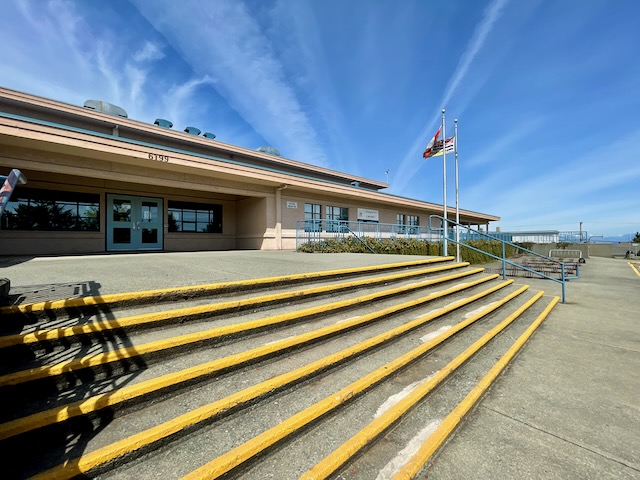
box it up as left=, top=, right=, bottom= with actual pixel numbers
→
left=464, top=128, right=640, bottom=233
left=439, top=0, right=509, bottom=109
left=161, top=76, right=217, bottom=128
left=132, top=0, right=329, bottom=165
left=464, top=116, right=544, bottom=167
left=1, top=0, right=638, bottom=237
left=133, top=41, right=165, bottom=63
left=391, top=0, right=510, bottom=194
left=0, top=1, right=209, bottom=127
left=267, top=0, right=358, bottom=172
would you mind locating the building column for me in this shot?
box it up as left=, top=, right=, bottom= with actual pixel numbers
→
left=275, top=187, right=282, bottom=250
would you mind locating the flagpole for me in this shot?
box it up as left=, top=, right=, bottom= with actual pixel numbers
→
left=441, top=109, right=447, bottom=257
left=454, top=118, right=460, bottom=262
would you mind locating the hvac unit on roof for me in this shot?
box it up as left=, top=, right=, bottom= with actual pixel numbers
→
left=256, top=146, right=281, bottom=156
left=154, top=118, right=173, bottom=128
left=83, top=100, right=128, bottom=118
left=184, top=126, right=201, bottom=136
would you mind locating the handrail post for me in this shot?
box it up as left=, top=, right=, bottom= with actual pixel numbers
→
left=442, top=218, right=448, bottom=256
left=561, top=263, right=566, bottom=303
left=501, top=241, right=506, bottom=279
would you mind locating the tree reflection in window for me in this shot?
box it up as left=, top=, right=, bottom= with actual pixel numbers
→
left=168, top=201, right=222, bottom=233
left=1, top=188, right=99, bottom=231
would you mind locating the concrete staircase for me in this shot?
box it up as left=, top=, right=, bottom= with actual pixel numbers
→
left=0, top=257, right=559, bottom=479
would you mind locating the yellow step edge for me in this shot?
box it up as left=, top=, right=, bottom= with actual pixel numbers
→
left=0, top=274, right=501, bottom=441
left=31, top=280, right=518, bottom=480
left=179, top=286, right=531, bottom=480
left=301, top=290, right=545, bottom=480
left=628, top=262, right=640, bottom=279
left=391, top=295, right=560, bottom=480
left=0, top=267, right=482, bottom=388
left=0, top=261, right=469, bottom=349
left=0, top=257, right=455, bottom=315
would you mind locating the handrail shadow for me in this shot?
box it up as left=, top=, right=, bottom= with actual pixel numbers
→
left=0, top=280, right=147, bottom=478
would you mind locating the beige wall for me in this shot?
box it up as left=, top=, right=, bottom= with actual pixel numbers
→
left=0, top=146, right=473, bottom=255
left=236, top=196, right=270, bottom=250
left=0, top=168, right=447, bottom=255
left=0, top=231, right=104, bottom=256
left=276, top=192, right=437, bottom=251
left=279, top=192, right=431, bottom=230
left=0, top=167, right=244, bottom=255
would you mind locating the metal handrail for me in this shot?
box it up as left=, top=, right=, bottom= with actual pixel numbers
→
left=429, top=215, right=571, bottom=303
left=295, top=220, right=439, bottom=250
left=346, top=228, right=376, bottom=254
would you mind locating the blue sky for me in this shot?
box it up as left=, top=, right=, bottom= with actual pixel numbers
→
left=1, top=0, right=639, bottom=238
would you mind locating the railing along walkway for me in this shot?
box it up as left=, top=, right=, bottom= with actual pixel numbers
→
left=429, top=215, right=576, bottom=303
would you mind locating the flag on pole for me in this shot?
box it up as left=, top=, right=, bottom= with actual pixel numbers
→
left=422, top=127, right=441, bottom=158
left=0, top=169, right=27, bottom=218
left=431, top=135, right=455, bottom=157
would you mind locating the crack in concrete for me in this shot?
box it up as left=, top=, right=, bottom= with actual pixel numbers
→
left=480, top=405, right=640, bottom=473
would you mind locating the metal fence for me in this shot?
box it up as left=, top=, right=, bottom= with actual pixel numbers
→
left=295, top=220, right=441, bottom=249
left=429, top=215, right=573, bottom=303
left=484, top=231, right=588, bottom=244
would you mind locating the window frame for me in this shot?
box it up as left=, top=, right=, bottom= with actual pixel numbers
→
left=406, top=215, right=419, bottom=234
left=1, top=187, right=100, bottom=232
left=325, top=206, right=348, bottom=232
left=167, top=200, right=223, bottom=233
left=304, top=203, right=322, bottom=232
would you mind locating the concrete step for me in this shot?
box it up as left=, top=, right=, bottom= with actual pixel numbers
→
left=0, top=260, right=469, bottom=352
left=70, top=289, right=549, bottom=480
left=0, top=271, right=500, bottom=425
left=0, top=257, right=456, bottom=323
left=0, top=258, right=560, bottom=479
left=0, top=261, right=474, bottom=357
left=0, top=267, right=485, bottom=395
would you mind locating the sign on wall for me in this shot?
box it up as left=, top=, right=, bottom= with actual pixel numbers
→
left=286, top=201, right=298, bottom=209
left=357, top=208, right=379, bottom=221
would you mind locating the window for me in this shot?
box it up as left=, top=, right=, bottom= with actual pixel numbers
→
left=396, top=214, right=405, bottom=233
left=407, top=215, right=419, bottom=234
left=168, top=201, right=222, bottom=233
left=326, top=206, right=348, bottom=232
left=304, top=203, right=321, bottom=232
left=1, top=188, right=100, bottom=231
left=396, top=214, right=419, bottom=234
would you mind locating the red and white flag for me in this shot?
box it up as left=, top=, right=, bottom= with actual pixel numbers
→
left=422, top=127, right=441, bottom=158
left=431, top=135, right=455, bottom=157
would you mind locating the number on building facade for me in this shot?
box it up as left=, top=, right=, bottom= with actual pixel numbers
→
left=148, top=153, right=170, bottom=162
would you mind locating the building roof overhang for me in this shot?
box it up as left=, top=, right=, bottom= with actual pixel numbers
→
left=0, top=87, right=499, bottom=224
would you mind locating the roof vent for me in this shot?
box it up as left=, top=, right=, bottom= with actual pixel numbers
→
left=203, top=132, right=216, bottom=139
left=83, top=100, right=128, bottom=118
left=256, top=146, right=281, bottom=156
left=154, top=118, right=173, bottom=128
left=351, top=181, right=360, bottom=187
left=184, top=126, right=201, bottom=136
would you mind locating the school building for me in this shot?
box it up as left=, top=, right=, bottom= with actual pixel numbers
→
left=0, top=87, right=499, bottom=256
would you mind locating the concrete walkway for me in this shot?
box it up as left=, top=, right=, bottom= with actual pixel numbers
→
left=429, top=256, right=640, bottom=479
left=0, top=251, right=433, bottom=305
left=1, top=252, right=638, bottom=478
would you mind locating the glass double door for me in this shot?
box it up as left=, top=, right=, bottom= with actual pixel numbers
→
left=107, top=194, right=163, bottom=251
